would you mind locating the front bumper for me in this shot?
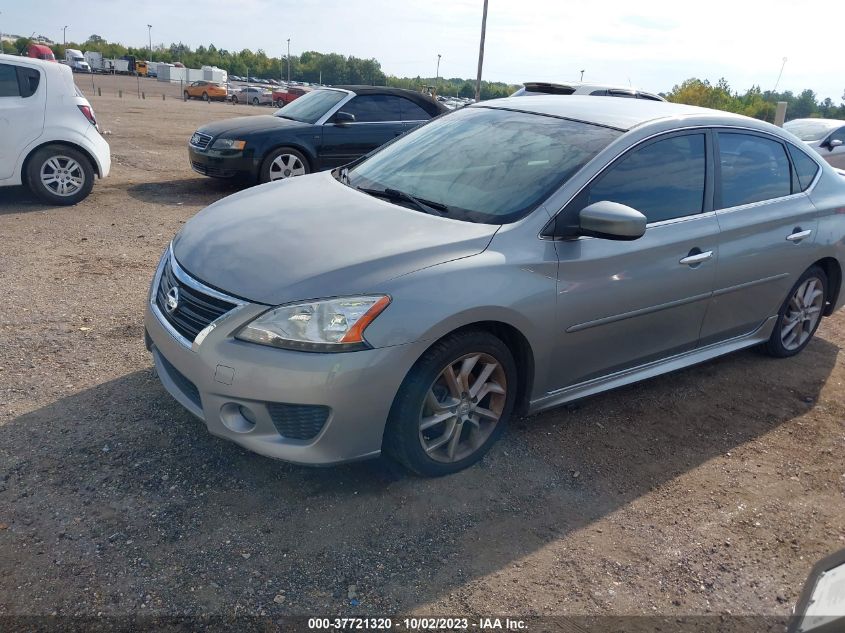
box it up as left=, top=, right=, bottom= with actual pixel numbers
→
left=144, top=257, right=425, bottom=465
left=188, top=145, right=256, bottom=179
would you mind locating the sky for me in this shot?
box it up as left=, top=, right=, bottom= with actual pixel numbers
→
left=2, top=0, right=844, bottom=101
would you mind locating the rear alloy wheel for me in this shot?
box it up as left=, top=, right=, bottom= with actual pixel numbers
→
left=260, top=148, right=309, bottom=183
left=231, top=95, right=239, bottom=105
left=765, top=266, right=827, bottom=357
left=384, top=330, right=517, bottom=476
left=26, top=145, right=95, bottom=206
left=202, top=91, right=209, bottom=101
left=252, top=97, right=260, bottom=106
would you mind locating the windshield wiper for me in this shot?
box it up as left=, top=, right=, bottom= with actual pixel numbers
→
left=356, top=186, right=449, bottom=215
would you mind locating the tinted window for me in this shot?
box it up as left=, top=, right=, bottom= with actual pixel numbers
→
left=718, top=133, right=791, bottom=208
left=341, top=95, right=403, bottom=122
left=589, top=89, right=608, bottom=96
left=830, top=127, right=845, bottom=144
left=608, top=90, right=637, bottom=99
left=349, top=107, right=621, bottom=224
left=16, top=67, right=40, bottom=98
left=399, top=97, right=432, bottom=121
left=585, top=134, right=706, bottom=223
left=788, top=145, right=820, bottom=191
left=0, top=63, right=19, bottom=97
left=637, top=93, right=663, bottom=101
left=275, top=88, right=347, bottom=124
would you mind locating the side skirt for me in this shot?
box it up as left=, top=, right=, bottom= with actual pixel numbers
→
left=529, top=316, right=777, bottom=414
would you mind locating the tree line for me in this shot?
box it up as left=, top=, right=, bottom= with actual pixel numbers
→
left=11, top=35, right=844, bottom=112
left=665, top=78, right=845, bottom=122
left=11, top=35, right=516, bottom=100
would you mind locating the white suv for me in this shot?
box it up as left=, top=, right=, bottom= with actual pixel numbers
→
left=0, top=54, right=110, bottom=205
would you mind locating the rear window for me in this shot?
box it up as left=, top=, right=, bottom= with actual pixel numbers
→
left=0, top=64, right=40, bottom=98
left=788, top=144, right=820, bottom=191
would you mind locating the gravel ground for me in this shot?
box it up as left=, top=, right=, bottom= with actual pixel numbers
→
left=1, top=82, right=844, bottom=624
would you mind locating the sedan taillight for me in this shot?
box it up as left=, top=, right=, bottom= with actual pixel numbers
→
left=78, top=104, right=97, bottom=127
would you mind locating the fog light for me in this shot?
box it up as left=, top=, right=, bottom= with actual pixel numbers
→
left=220, top=402, right=257, bottom=433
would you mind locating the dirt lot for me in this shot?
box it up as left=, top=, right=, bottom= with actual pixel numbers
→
left=1, top=79, right=844, bottom=627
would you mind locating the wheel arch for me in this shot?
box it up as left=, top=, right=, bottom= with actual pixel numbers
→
left=813, top=256, right=842, bottom=316
left=22, top=140, right=101, bottom=180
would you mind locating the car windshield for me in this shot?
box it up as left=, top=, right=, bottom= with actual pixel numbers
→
left=785, top=120, right=841, bottom=141
left=274, top=88, right=347, bottom=123
left=347, top=107, right=622, bottom=224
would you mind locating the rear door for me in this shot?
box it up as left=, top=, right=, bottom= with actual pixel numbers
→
left=0, top=62, right=45, bottom=181
left=318, top=94, right=405, bottom=168
left=698, top=131, right=820, bottom=344
left=551, top=131, right=719, bottom=388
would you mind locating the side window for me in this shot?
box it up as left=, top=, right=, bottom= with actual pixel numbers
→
left=608, top=90, right=637, bottom=99
left=340, top=95, right=403, bottom=122
left=788, top=145, right=820, bottom=191
left=584, top=134, right=706, bottom=223
left=637, top=93, right=663, bottom=102
left=0, top=63, right=20, bottom=97
left=399, top=98, right=432, bottom=121
left=718, top=133, right=791, bottom=208
left=589, top=89, right=608, bottom=96
left=829, top=127, right=845, bottom=144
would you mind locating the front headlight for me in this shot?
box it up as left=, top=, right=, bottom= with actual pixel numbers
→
left=235, top=295, right=391, bottom=352
left=211, top=138, right=247, bottom=150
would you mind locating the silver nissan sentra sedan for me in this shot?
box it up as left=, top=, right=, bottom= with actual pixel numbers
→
left=144, top=96, right=845, bottom=476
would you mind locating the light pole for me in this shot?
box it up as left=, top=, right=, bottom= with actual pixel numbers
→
left=286, top=38, right=291, bottom=82
left=436, top=53, right=441, bottom=94
left=580, top=69, right=585, bottom=82
left=474, top=0, right=488, bottom=102
left=62, top=25, right=68, bottom=45
left=147, top=25, right=152, bottom=58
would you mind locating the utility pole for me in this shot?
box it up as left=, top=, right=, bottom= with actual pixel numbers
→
left=474, top=0, right=488, bottom=102
left=286, top=38, right=291, bottom=82
left=436, top=53, right=441, bottom=88
left=62, top=25, right=68, bottom=45
left=580, top=69, right=585, bottom=82
left=147, top=25, right=152, bottom=58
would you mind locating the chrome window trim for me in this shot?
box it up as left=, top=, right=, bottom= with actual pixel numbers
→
left=149, top=244, right=247, bottom=352
left=539, top=123, right=824, bottom=241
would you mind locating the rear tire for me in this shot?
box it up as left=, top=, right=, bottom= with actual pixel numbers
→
left=252, top=97, right=259, bottom=106
left=26, top=144, right=95, bottom=206
left=232, top=95, right=239, bottom=105
left=383, top=330, right=517, bottom=477
left=764, top=266, right=827, bottom=358
left=202, top=91, right=209, bottom=101
left=183, top=90, right=190, bottom=100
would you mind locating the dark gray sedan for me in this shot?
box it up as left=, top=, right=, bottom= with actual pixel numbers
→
left=146, top=96, right=845, bottom=476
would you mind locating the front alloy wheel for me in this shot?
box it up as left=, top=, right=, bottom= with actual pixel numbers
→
left=385, top=330, right=517, bottom=476
left=260, top=147, right=310, bottom=183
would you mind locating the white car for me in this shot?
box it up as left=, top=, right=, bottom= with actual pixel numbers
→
left=784, top=118, right=845, bottom=170
left=0, top=54, right=110, bottom=205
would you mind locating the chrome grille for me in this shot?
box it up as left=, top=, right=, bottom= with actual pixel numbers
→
left=155, top=257, right=237, bottom=343
left=190, top=132, right=213, bottom=150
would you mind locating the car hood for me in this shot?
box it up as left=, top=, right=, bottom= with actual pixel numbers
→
left=198, top=115, right=309, bottom=138
left=172, top=172, right=499, bottom=305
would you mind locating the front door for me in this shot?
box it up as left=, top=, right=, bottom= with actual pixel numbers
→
left=551, top=131, right=718, bottom=389
left=318, top=94, right=406, bottom=169
left=0, top=62, right=45, bottom=181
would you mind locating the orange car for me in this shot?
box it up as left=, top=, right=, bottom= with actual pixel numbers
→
left=183, top=81, right=227, bottom=102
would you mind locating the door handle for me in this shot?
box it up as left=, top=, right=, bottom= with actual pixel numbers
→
left=786, top=229, right=812, bottom=242
left=679, top=250, right=713, bottom=266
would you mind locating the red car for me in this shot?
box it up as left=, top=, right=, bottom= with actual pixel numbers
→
left=27, top=43, right=56, bottom=62
left=271, top=85, right=311, bottom=107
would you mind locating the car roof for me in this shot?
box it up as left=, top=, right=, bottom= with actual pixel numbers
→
left=476, top=95, right=757, bottom=132
left=785, top=118, right=844, bottom=128
left=331, top=85, right=449, bottom=113
left=0, top=53, right=69, bottom=77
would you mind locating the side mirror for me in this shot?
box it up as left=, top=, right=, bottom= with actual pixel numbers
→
left=827, top=138, right=843, bottom=151
left=578, top=201, right=647, bottom=241
left=334, top=111, right=356, bottom=125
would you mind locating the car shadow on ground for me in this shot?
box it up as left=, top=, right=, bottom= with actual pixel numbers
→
left=0, top=186, right=56, bottom=214
left=125, top=177, right=247, bottom=207
left=0, top=337, right=839, bottom=615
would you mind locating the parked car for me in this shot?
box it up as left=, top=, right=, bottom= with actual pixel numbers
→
left=271, top=85, right=310, bottom=107
left=150, top=95, right=845, bottom=475
left=511, top=81, right=665, bottom=101
left=189, top=86, right=447, bottom=183
left=0, top=54, right=110, bottom=204
left=230, top=86, right=273, bottom=106
left=784, top=118, right=845, bottom=170
left=184, top=80, right=227, bottom=102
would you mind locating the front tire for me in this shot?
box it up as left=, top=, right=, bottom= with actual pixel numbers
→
left=765, top=266, right=827, bottom=358
left=259, top=147, right=310, bottom=183
left=383, top=330, right=517, bottom=477
left=231, top=95, right=239, bottom=105
left=252, top=97, right=260, bottom=106
left=202, top=91, right=209, bottom=101
left=26, top=145, right=95, bottom=206
left=183, top=90, right=190, bottom=100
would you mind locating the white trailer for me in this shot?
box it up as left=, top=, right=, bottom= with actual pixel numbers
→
left=84, top=51, right=104, bottom=72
